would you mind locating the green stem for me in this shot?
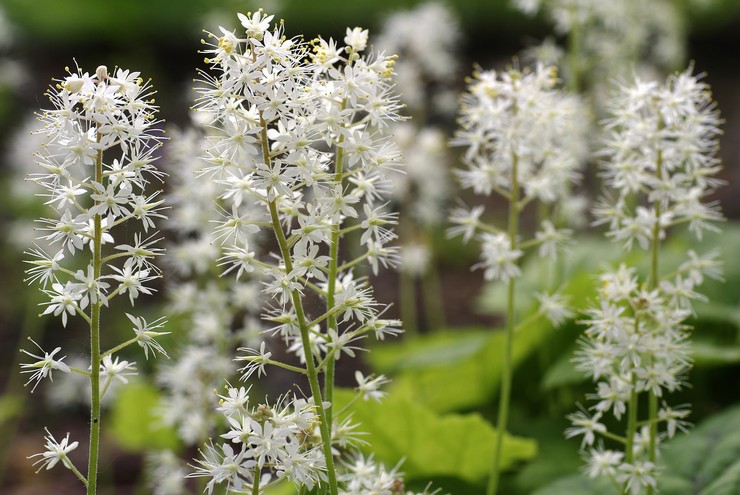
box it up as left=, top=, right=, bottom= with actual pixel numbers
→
left=260, top=117, right=338, bottom=495
left=487, top=152, right=520, bottom=495
left=87, top=141, right=104, bottom=495
left=624, top=375, right=639, bottom=495
left=324, top=99, right=347, bottom=436
left=252, top=464, right=261, bottom=495
left=646, top=135, right=664, bottom=495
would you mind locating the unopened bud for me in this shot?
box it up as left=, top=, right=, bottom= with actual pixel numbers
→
left=96, top=65, right=108, bottom=82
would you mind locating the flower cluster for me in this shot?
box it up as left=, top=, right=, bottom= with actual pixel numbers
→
left=191, top=10, right=406, bottom=494
left=22, top=64, right=167, bottom=488
left=26, top=64, right=165, bottom=328
left=569, top=265, right=693, bottom=490
left=189, top=386, right=327, bottom=493
left=451, top=64, right=588, bottom=291
left=374, top=1, right=461, bottom=115
left=594, top=69, right=723, bottom=247
left=568, top=68, right=724, bottom=493
left=451, top=62, right=589, bottom=495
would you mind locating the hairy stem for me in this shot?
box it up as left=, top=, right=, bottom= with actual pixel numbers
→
left=324, top=98, right=347, bottom=433
left=87, top=141, right=104, bottom=495
left=260, top=119, right=339, bottom=495
left=646, top=133, right=664, bottom=495
left=487, top=152, right=520, bottom=495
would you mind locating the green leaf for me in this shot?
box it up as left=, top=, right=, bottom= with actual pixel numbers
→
left=692, top=340, right=740, bottom=366
left=334, top=388, right=537, bottom=482
left=700, top=460, right=740, bottom=495
left=540, top=345, right=586, bottom=391
left=658, top=404, right=740, bottom=494
left=109, top=381, right=180, bottom=452
left=531, top=474, right=615, bottom=495
left=376, top=319, right=550, bottom=412
left=367, top=328, right=490, bottom=374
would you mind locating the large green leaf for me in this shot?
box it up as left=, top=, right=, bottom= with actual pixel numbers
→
left=658, top=404, right=740, bottom=495
left=333, top=388, right=537, bottom=483
left=109, top=381, right=180, bottom=452
left=367, top=327, right=490, bottom=374
left=371, top=319, right=550, bottom=412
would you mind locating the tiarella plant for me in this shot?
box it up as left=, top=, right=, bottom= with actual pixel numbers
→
left=568, top=68, right=724, bottom=494
left=451, top=64, right=589, bottom=495
left=22, top=65, right=167, bottom=494
left=188, top=10, right=440, bottom=495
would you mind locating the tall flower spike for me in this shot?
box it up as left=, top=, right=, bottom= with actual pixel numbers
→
left=24, top=64, right=167, bottom=494
left=188, top=9, right=434, bottom=495
left=569, top=68, right=724, bottom=494
left=451, top=63, right=589, bottom=495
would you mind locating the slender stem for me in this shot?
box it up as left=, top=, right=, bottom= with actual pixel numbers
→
left=269, top=199, right=339, bottom=495
left=421, top=247, right=446, bottom=331
left=100, top=337, right=138, bottom=360
left=87, top=140, right=104, bottom=495
left=260, top=117, right=339, bottom=495
left=487, top=152, right=520, bottom=495
left=324, top=98, right=347, bottom=436
left=252, top=464, right=261, bottom=495
left=646, top=134, right=664, bottom=495
left=624, top=375, right=639, bottom=495
left=68, top=458, right=89, bottom=487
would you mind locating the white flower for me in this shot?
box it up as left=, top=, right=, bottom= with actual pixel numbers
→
left=355, top=371, right=389, bottom=402
left=585, top=445, right=623, bottom=479
left=100, top=355, right=137, bottom=386
left=617, top=461, right=657, bottom=495
left=20, top=338, right=72, bottom=392
left=565, top=409, right=607, bottom=448
left=40, top=282, right=86, bottom=327
left=344, top=27, right=369, bottom=52
left=535, top=291, right=573, bottom=327
left=475, top=232, right=522, bottom=282
left=28, top=428, right=79, bottom=472
left=127, top=313, right=169, bottom=359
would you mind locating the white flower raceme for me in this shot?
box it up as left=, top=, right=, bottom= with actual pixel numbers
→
left=188, top=387, right=327, bottom=493
left=595, top=69, right=723, bottom=246
left=190, top=10, right=417, bottom=495
left=22, top=64, right=168, bottom=488
left=28, top=64, right=165, bottom=317
left=375, top=1, right=461, bottom=114
left=451, top=63, right=588, bottom=310
left=452, top=62, right=589, bottom=495
left=569, top=68, right=725, bottom=492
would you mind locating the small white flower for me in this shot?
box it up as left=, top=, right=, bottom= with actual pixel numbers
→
left=28, top=428, right=79, bottom=472
left=355, top=371, right=389, bottom=402
left=535, top=291, right=573, bottom=327
left=20, top=338, right=72, bottom=392
left=344, top=27, right=369, bottom=52
left=475, top=232, right=522, bottom=282
left=127, top=313, right=169, bottom=359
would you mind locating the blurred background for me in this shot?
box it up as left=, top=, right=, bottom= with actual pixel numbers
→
left=1, top=0, right=740, bottom=494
